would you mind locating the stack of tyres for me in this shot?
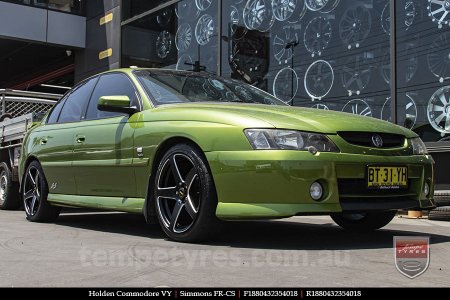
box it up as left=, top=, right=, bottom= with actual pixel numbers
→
left=429, top=191, right=450, bottom=221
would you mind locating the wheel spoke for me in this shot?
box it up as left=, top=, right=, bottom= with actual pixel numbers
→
left=170, top=156, right=183, bottom=183
left=185, top=168, right=197, bottom=190
left=185, top=196, right=197, bottom=219
left=34, top=172, right=39, bottom=188
left=28, top=170, right=36, bottom=186
left=157, top=186, right=178, bottom=200
left=30, top=196, right=37, bottom=214
left=23, top=189, right=34, bottom=201
left=170, top=200, right=184, bottom=232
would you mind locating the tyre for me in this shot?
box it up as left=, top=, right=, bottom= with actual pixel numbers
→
left=0, top=162, right=20, bottom=210
left=153, top=143, right=219, bottom=242
left=428, top=206, right=450, bottom=221
left=435, top=195, right=450, bottom=207
left=0, top=113, right=13, bottom=122
left=331, top=210, right=397, bottom=232
left=23, top=161, right=61, bottom=222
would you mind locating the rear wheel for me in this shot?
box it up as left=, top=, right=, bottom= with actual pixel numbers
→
left=0, top=113, right=13, bottom=122
left=331, top=211, right=397, bottom=232
left=154, top=144, right=219, bottom=242
left=23, top=161, right=60, bottom=222
left=0, top=162, right=20, bottom=210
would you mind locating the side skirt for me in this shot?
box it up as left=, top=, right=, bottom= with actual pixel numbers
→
left=47, top=194, right=145, bottom=213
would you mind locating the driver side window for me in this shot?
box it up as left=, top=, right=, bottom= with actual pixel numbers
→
left=85, top=73, right=138, bottom=120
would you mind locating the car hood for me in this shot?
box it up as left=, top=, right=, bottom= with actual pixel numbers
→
left=146, top=103, right=417, bottom=138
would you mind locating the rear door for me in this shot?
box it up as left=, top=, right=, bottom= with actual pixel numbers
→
left=32, top=77, right=97, bottom=195
left=72, top=73, right=138, bottom=197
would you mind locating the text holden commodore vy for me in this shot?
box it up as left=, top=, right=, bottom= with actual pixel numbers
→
left=19, top=69, right=435, bottom=242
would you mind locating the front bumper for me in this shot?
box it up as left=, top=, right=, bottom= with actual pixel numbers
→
left=206, top=151, right=435, bottom=220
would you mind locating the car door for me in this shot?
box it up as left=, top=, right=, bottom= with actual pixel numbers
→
left=72, top=72, right=138, bottom=197
left=33, top=77, right=97, bottom=195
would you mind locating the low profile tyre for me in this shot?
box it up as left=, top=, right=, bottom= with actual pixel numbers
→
left=428, top=207, right=450, bottom=221
left=154, top=144, right=219, bottom=242
left=23, top=161, right=61, bottom=222
left=0, top=162, right=20, bottom=210
left=331, top=211, right=397, bottom=232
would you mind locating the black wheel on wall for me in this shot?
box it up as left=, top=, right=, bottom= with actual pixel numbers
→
left=23, top=161, right=61, bottom=222
left=331, top=210, right=397, bottom=232
left=428, top=207, right=450, bottom=221
left=153, top=143, right=220, bottom=242
left=0, top=162, right=20, bottom=210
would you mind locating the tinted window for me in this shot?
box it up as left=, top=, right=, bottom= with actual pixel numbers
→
left=85, top=73, right=137, bottom=120
left=58, top=78, right=97, bottom=123
left=46, top=97, right=67, bottom=124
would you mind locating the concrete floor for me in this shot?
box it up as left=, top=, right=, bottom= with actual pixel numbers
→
left=0, top=210, right=449, bottom=287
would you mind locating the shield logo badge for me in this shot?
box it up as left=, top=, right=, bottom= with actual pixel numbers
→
left=371, top=134, right=383, bottom=148
left=394, top=236, right=430, bottom=279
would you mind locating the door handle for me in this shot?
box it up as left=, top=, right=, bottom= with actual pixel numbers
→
left=76, top=136, right=86, bottom=144
left=40, top=138, right=48, bottom=145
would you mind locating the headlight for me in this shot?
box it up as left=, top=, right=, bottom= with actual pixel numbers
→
left=410, top=137, right=428, bottom=155
left=244, top=129, right=339, bottom=152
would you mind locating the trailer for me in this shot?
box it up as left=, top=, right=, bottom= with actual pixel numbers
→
left=0, top=89, right=61, bottom=210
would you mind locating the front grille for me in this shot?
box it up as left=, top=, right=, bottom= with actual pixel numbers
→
left=338, top=131, right=405, bottom=148
left=338, top=178, right=419, bottom=211
left=340, top=197, right=419, bottom=212
left=338, top=179, right=413, bottom=196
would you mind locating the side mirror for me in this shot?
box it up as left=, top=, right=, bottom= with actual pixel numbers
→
left=98, top=95, right=137, bottom=114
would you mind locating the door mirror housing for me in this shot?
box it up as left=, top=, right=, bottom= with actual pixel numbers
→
left=98, top=95, right=137, bottom=114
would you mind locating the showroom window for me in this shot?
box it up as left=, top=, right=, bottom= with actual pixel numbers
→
left=122, top=0, right=219, bottom=74
left=221, top=0, right=391, bottom=119
left=121, top=0, right=450, bottom=146
left=395, top=0, right=450, bottom=143
left=122, top=0, right=168, bottom=21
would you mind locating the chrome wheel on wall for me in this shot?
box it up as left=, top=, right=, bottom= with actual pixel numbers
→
left=0, top=162, right=20, bottom=210
left=23, top=161, right=60, bottom=222
left=154, top=144, right=219, bottom=242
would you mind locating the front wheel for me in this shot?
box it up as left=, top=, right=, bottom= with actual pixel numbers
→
left=23, top=161, right=61, bottom=222
left=154, top=144, right=220, bottom=242
left=0, top=162, right=20, bottom=210
left=330, top=211, right=397, bottom=232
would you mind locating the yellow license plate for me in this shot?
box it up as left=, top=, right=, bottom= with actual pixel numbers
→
left=367, top=166, right=408, bottom=189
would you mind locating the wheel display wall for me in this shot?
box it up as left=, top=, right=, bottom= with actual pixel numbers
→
left=121, top=0, right=450, bottom=144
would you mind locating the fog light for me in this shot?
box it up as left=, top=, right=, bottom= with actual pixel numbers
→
left=424, top=182, right=430, bottom=197
left=310, top=182, right=323, bottom=201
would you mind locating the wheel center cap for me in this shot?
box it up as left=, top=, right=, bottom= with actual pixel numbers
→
left=178, top=187, right=186, bottom=199
left=445, top=104, right=450, bottom=114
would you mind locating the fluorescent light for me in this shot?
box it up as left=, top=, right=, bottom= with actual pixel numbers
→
left=40, top=84, right=71, bottom=90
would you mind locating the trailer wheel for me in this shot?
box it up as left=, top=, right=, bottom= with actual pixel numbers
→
left=0, top=162, right=20, bottom=210
left=0, top=113, right=13, bottom=122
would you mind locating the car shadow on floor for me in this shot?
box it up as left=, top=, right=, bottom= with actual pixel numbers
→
left=55, top=211, right=450, bottom=251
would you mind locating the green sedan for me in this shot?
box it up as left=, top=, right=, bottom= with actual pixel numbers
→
left=19, top=68, right=435, bottom=242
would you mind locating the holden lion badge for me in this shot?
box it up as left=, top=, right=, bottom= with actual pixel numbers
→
left=394, top=236, right=430, bottom=279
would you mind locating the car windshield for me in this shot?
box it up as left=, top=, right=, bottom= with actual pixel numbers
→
left=134, top=70, right=287, bottom=106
